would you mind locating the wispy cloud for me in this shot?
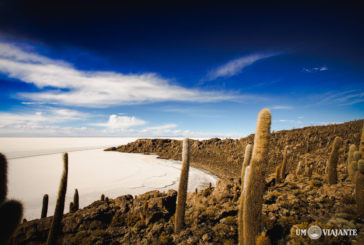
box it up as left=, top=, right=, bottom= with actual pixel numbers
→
left=205, top=53, right=278, bottom=81
left=0, top=42, right=239, bottom=107
left=0, top=110, right=233, bottom=138
left=270, top=105, right=293, bottom=110
left=0, top=108, right=88, bottom=129
left=314, top=90, right=364, bottom=106
left=302, top=65, right=328, bottom=73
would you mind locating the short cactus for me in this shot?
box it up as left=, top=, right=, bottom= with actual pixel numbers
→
left=69, top=202, right=74, bottom=213
left=295, top=160, right=304, bottom=176
left=241, top=109, right=271, bottom=245
left=47, top=153, right=69, bottom=245
left=41, top=194, right=49, bottom=218
left=175, top=138, right=190, bottom=233
left=0, top=153, right=23, bottom=245
left=256, top=231, right=271, bottom=245
left=348, top=145, right=357, bottom=180
left=73, top=189, right=79, bottom=211
left=355, top=160, right=364, bottom=216
left=327, top=136, right=342, bottom=185
left=306, top=165, right=313, bottom=179
left=275, top=166, right=281, bottom=184
left=280, top=146, right=288, bottom=180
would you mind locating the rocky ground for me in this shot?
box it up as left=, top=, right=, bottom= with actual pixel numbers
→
left=12, top=119, right=364, bottom=244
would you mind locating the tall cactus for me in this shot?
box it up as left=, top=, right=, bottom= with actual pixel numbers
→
left=41, top=194, right=49, bottom=218
left=240, top=109, right=271, bottom=245
left=0, top=153, right=7, bottom=204
left=47, top=153, right=68, bottom=245
left=359, top=123, right=364, bottom=158
left=327, top=136, right=342, bottom=185
left=356, top=160, right=364, bottom=216
left=0, top=200, right=23, bottom=244
left=0, top=153, right=23, bottom=245
left=238, top=162, right=252, bottom=244
left=73, top=189, right=79, bottom=211
left=280, top=146, right=288, bottom=180
left=241, top=144, right=253, bottom=188
left=348, top=145, right=357, bottom=180
left=174, top=138, right=190, bottom=233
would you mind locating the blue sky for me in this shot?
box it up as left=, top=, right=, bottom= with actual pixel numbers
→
left=0, top=1, right=363, bottom=137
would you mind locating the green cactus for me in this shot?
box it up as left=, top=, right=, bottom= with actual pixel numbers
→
left=0, top=153, right=23, bottom=245
left=0, top=200, right=23, bottom=244
left=41, top=194, right=49, bottom=218
left=73, top=189, right=79, bottom=211
left=241, top=144, right=253, bottom=187
left=280, top=146, right=288, bottom=180
left=174, top=138, right=190, bottom=233
left=240, top=109, right=271, bottom=245
left=356, top=160, right=364, bottom=216
left=47, top=153, right=68, bottom=245
left=327, top=136, right=342, bottom=185
left=348, top=144, right=357, bottom=180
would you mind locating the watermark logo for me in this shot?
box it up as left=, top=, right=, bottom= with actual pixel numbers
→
left=296, top=225, right=357, bottom=240
left=307, top=225, right=322, bottom=240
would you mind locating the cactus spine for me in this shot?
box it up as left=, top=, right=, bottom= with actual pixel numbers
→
left=41, top=194, right=49, bottom=218
left=240, top=109, right=271, bottom=245
left=327, top=136, right=342, bottom=185
left=241, top=144, right=253, bottom=187
left=348, top=144, right=357, bottom=180
left=174, top=138, right=190, bottom=233
left=0, top=153, right=23, bottom=245
left=280, top=146, right=288, bottom=180
left=356, top=160, right=364, bottom=216
left=47, top=153, right=68, bottom=245
left=73, top=189, right=79, bottom=211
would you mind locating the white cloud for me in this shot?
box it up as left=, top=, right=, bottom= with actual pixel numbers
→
left=271, top=105, right=293, bottom=110
left=0, top=108, right=88, bottom=130
left=93, top=115, right=146, bottom=130
left=302, top=65, right=328, bottom=73
left=0, top=42, right=239, bottom=107
left=205, top=53, right=278, bottom=80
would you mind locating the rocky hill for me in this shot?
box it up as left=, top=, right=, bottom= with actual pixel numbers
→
left=107, top=119, right=364, bottom=179
left=11, top=119, right=364, bottom=244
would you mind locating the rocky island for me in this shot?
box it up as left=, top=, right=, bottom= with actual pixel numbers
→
left=8, top=118, right=364, bottom=244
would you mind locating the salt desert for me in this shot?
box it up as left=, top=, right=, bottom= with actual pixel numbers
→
left=0, top=137, right=218, bottom=220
